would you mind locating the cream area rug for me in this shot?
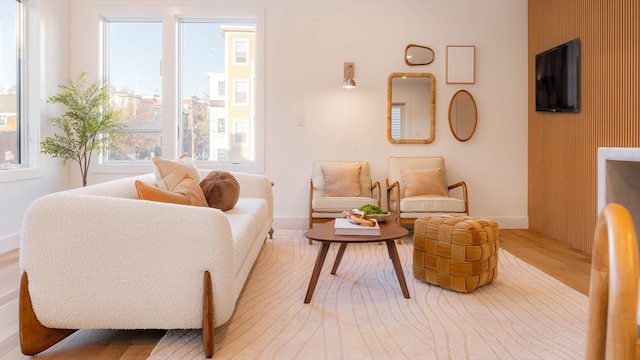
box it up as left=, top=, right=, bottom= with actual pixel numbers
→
left=148, top=230, right=587, bottom=360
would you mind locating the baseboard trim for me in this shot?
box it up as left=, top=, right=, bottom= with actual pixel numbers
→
left=273, top=217, right=309, bottom=230
left=486, top=216, right=529, bottom=229
left=273, top=216, right=529, bottom=230
left=0, top=233, right=20, bottom=255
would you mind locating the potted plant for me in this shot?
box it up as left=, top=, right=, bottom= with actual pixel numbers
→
left=41, top=71, right=125, bottom=186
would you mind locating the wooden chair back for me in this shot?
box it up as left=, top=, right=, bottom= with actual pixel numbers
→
left=585, top=203, right=640, bottom=360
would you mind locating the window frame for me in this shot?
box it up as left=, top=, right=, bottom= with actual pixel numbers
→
left=82, top=4, right=265, bottom=175
left=0, top=0, right=44, bottom=183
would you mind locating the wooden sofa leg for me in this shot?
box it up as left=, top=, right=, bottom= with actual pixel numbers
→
left=202, top=271, right=214, bottom=358
left=19, top=272, right=76, bottom=355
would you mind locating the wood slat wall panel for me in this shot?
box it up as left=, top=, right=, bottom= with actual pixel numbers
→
left=528, top=0, right=640, bottom=253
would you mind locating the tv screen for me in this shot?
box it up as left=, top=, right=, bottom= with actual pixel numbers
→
left=535, top=38, right=580, bottom=112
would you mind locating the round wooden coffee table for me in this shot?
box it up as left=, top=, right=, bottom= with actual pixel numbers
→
left=303, top=216, right=410, bottom=303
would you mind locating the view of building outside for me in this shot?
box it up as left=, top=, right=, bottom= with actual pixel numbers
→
left=106, top=21, right=164, bottom=162
left=202, top=24, right=256, bottom=164
left=0, top=0, right=19, bottom=167
left=106, top=20, right=256, bottom=165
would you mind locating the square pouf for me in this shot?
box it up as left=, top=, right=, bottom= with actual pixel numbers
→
left=413, top=215, right=499, bottom=293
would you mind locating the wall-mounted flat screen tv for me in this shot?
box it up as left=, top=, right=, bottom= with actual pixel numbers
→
left=535, top=38, right=580, bottom=112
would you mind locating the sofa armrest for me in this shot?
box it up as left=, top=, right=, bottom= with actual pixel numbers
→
left=20, top=193, right=236, bottom=329
left=231, top=171, right=274, bottom=219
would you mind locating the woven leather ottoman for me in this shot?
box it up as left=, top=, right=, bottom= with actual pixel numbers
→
left=413, top=215, right=499, bottom=293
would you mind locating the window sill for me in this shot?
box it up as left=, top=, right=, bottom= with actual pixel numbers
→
left=0, top=166, right=44, bottom=183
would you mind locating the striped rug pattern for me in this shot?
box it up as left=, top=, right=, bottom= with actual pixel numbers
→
left=148, top=229, right=587, bottom=359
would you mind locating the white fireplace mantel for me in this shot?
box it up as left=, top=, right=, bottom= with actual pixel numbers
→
left=598, top=147, right=640, bottom=233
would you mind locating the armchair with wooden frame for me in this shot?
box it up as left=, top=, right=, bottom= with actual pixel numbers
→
left=386, top=156, right=468, bottom=226
left=585, top=203, right=640, bottom=360
left=309, top=161, right=381, bottom=243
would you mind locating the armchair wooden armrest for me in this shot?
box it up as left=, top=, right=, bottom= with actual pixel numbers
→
left=370, top=181, right=382, bottom=207
left=448, top=181, right=469, bottom=214
left=385, top=179, right=401, bottom=216
left=308, top=178, right=315, bottom=229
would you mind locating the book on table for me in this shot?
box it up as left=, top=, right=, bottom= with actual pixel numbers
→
left=334, top=218, right=381, bottom=235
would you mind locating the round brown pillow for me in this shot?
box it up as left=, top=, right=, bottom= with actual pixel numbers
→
left=199, top=171, right=240, bottom=211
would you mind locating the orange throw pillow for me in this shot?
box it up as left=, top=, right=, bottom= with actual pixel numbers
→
left=135, top=176, right=208, bottom=207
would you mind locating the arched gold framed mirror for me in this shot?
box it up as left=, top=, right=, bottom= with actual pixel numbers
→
left=448, top=89, right=477, bottom=142
left=405, top=44, right=434, bottom=66
left=387, top=73, right=435, bottom=144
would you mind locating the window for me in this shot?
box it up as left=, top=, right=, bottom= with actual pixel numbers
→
left=234, top=39, right=248, bottom=65
left=390, top=103, right=405, bottom=140
left=0, top=0, right=21, bottom=167
left=217, top=148, right=227, bottom=161
left=233, top=80, right=248, bottom=105
left=104, top=21, right=163, bottom=161
left=233, top=119, right=248, bottom=145
left=180, top=21, right=256, bottom=166
left=94, top=5, right=263, bottom=173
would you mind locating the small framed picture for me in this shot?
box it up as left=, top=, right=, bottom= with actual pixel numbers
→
left=446, top=45, right=475, bottom=84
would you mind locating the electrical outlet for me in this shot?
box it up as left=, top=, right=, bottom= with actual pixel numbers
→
left=297, top=114, right=306, bottom=126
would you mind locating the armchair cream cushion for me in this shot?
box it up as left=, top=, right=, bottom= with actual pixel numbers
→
left=401, top=196, right=466, bottom=213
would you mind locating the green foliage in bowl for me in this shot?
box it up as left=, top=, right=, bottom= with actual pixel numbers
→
left=357, top=204, right=387, bottom=215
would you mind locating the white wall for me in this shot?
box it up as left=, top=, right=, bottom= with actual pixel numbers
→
left=0, top=0, right=70, bottom=253
left=264, top=0, right=528, bottom=229
left=0, top=0, right=528, bottom=253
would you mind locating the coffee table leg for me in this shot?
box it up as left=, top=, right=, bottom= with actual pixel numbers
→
left=304, top=242, right=331, bottom=303
left=331, top=243, right=348, bottom=275
left=385, top=240, right=410, bottom=299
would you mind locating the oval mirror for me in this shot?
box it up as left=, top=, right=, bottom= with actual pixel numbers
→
left=387, top=73, right=435, bottom=144
left=405, top=44, right=434, bottom=66
left=448, top=90, right=477, bottom=142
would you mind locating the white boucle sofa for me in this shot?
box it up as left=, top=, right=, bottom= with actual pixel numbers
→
left=19, top=170, right=273, bottom=358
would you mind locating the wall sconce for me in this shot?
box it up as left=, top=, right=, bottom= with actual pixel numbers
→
left=341, top=62, right=356, bottom=89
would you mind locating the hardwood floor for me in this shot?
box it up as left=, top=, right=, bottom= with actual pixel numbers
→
left=0, top=229, right=592, bottom=359
left=499, top=229, right=592, bottom=296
